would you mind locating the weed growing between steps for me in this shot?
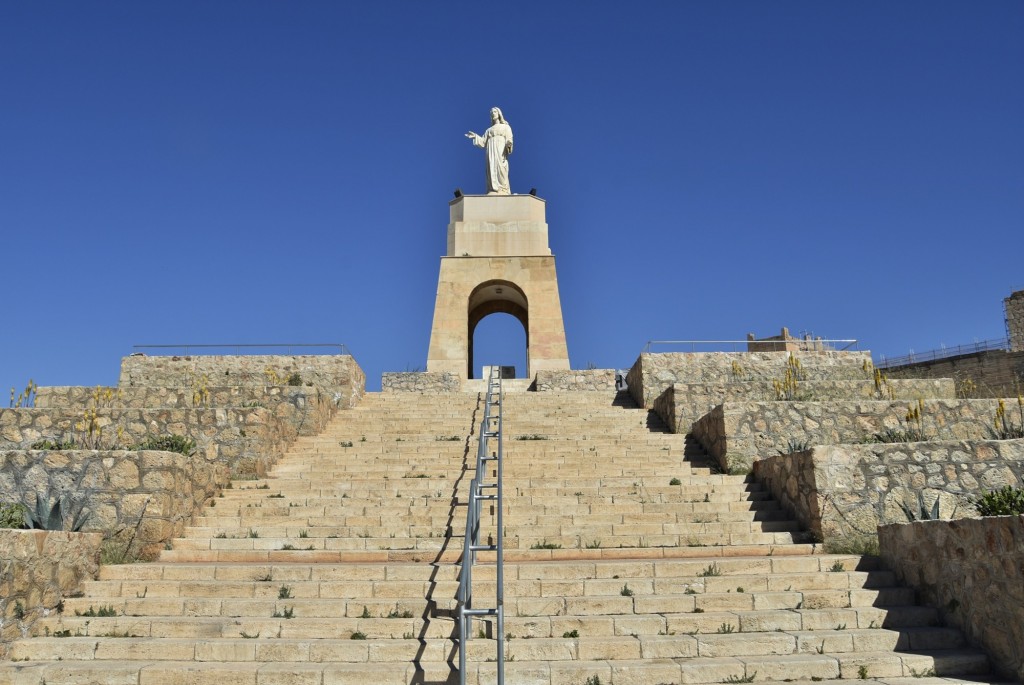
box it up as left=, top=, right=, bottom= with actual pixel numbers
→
left=822, top=535, right=879, bottom=556
left=75, top=605, right=117, bottom=617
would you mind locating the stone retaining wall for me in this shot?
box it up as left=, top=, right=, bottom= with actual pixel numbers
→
left=694, top=398, right=1011, bottom=473
left=118, top=354, right=365, bottom=407
left=754, top=439, right=1024, bottom=543
left=381, top=372, right=462, bottom=392
left=653, top=378, right=954, bottom=435
left=35, top=385, right=336, bottom=436
left=626, top=351, right=873, bottom=407
left=533, top=369, right=617, bottom=392
left=0, top=530, right=102, bottom=658
left=879, top=516, right=1024, bottom=680
left=0, top=406, right=291, bottom=478
left=0, top=449, right=223, bottom=556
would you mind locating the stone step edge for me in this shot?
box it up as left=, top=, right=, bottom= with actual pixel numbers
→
left=155, top=543, right=820, bottom=564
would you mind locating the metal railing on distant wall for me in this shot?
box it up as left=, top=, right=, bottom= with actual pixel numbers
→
left=876, top=337, right=1009, bottom=369
left=642, top=339, right=859, bottom=353
left=457, top=366, right=505, bottom=684
left=131, top=343, right=350, bottom=356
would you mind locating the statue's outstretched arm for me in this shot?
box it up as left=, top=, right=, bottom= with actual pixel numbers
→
left=465, top=131, right=484, bottom=148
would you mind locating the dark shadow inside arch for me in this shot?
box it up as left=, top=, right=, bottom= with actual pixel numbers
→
left=467, top=280, right=528, bottom=379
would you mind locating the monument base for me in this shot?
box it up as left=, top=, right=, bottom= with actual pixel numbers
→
left=426, top=194, right=570, bottom=381
left=426, top=255, right=570, bottom=380
left=447, top=194, right=551, bottom=257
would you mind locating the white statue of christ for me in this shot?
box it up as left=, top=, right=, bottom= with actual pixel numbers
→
left=465, top=107, right=513, bottom=195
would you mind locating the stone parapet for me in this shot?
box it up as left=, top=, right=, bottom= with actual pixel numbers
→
left=653, top=378, right=955, bottom=435
left=381, top=372, right=462, bottom=393
left=35, top=385, right=337, bottom=436
left=0, top=449, right=222, bottom=556
left=0, top=406, right=292, bottom=478
left=754, top=439, right=1024, bottom=543
left=0, top=530, right=102, bottom=658
left=693, top=398, right=1014, bottom=473
left=118, top=354, right=365, bottom=407
left=532, top=369, right=616, bottom=392
left=626, top=351, right=873, bottom=408
left=879, top=516, right=1024, bottom=680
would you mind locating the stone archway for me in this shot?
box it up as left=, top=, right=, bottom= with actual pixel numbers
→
left=468, top=280, right=529, bottom=379
left=426, top=194, right=570, bottom=381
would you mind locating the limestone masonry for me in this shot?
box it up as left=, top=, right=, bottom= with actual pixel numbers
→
left=2, top=197, right=1023, bottom=681
left=427, top=194, right=570, bottom=380
left=880, top=517, right=1024, bottom=681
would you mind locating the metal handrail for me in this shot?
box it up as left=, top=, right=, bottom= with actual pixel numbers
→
left=643, top=339, right=859, bottom=353
left=876, top=337, right=1009, bottom=369
left=457, top=366, right=505, bottom=684
left=131, top=343, right=350, bottom=355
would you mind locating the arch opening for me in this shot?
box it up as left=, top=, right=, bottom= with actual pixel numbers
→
left=467, top=280, right=529, bottom=379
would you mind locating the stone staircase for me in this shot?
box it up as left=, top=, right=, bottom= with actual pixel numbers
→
left=0, top=390, right=1009, bottom=684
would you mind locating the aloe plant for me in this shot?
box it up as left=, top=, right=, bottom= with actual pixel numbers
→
left=23, top=492, right=92, bottom=532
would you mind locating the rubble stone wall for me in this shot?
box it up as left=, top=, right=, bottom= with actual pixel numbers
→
left=35, top=385, right=336, bottom=436
left=381, top=372, right=462, bottom=392
left=694, top=398, right=1012, bottom=473
left=653, top=378, right=955, bottom=435
left=533, top=369, right=617, bottom=392
left=754, top=439, right=1024, bottom=542
left=0, top=530, right=102, bottom=658
left=0, top=449, right=222, bottom=555
left=626, top=351, right=873, bottom=407
left=0, top=406, right=291, bottom=478
left=118, top=354, right=365, bottom=407
left=879, top=516, right=1024, bottom=681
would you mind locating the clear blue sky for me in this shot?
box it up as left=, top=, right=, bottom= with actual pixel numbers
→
left=2, top=1, right=1022, bottom=392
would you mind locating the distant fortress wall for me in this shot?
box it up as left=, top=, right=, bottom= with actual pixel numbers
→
left=883, top=289, right=1024, bottom=397
left=1007, top=289, right=1024, bottom=353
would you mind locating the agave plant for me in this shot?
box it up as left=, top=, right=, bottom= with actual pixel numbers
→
left=23, top=491, right=92, bottom=532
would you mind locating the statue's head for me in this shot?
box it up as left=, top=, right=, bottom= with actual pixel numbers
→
left=490, top=107, right=505, bottom=124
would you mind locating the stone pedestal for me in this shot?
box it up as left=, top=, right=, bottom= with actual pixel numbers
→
left=427, top=195, right=570, bottom=380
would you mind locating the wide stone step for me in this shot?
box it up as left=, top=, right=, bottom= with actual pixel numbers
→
left=57, top=589, right=921, bottom=626
left=33, top=614, right=457, bottom=640
left=58, top=596, right=457, bottom=619
left=0, top=660, right=427, bottom=685
left=9, top=624, right=970, bottom=665
left=174, top=521, right=801, bottom=546
left=459, top=650, right=991, bottom=684
left=60, top=584, right=912, bottom=620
